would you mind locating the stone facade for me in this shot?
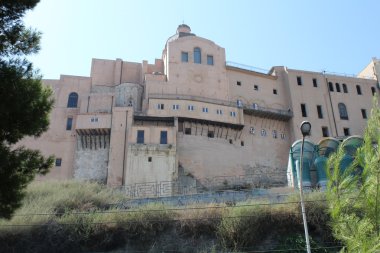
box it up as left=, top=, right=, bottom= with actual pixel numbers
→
left=20, top=24, right=379, bottom=194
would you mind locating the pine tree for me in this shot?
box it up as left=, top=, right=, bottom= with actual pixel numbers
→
left=327, top=96, right=380, bottom=252
left=0, top=0, right=54, bottom=219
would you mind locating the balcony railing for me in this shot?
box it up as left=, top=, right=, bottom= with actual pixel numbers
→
left=149, top=93, right=235, bottom=107
left=243, top=104, right=293, bottom=121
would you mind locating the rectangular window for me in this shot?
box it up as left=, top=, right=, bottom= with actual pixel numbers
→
left=322, top=127, right=329, bottom=137
left=344, top=128, right=350, bottom=136
left=202, top=107, right=208, bottom=113
left=137, top=130, right=144, bottom=144
left=317, top=105, right=323, bottom=119
left=241, top=141, right=244, bottom=146
left=172, top=104, right=179, bottom=110
left=230, top=111, right=236, bottom=117
left=148, top=157, right=152, bottom=162
left=66, top=117, right=73, bottom=130
left=157, top=103, right=164, bottom=110
left=237, top=81, right=241, bottom=86
left=329, top=82, right=334, bottom=92
left=313, top=78, right=318, bottom=87
left=356, top=85, right=362, bottom=95
left=207, top=131, right=214, bottom=138
left=181, top=52, right=188, bottom=62
left=336, top=83, right=341, bottom=92
left=216, top=109, right=223, bottom=115
left=160, top=131, right=167, bottom=144
left=55, top=158, right=62, bottom=167
left=254, top=85, right=258, bottom=91
left=273, top=89, right=277, bottom=95
left=188, top=105, right=194, bottom=111
left=361, top=109, right=367, bottom=119
left=297, top=76, right=302, bottom=86
left=301, top=103, right=307, bottom=117
left=272, top=130, right=277, bottom=139
left=207, top=55, right=214, bottom=65
left=185, top=128, right=191, bottom=135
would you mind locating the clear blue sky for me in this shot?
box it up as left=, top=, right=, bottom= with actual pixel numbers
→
left=24, top=0, right=380, bottom=79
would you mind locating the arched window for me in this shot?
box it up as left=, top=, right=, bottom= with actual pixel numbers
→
left=328, top=82, right=334, bottom=92
left=338, top=103, right=348, bottom=120
left=67, top=92, right=78, bottom=108
left=194, top=47, right=201, bottom=64
left=342, top=83, right=348, bottom=93
left=371, top=87, right=376, bottom=96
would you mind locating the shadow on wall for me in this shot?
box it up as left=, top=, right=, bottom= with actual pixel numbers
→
left=287, top=136, right=363, bottom=190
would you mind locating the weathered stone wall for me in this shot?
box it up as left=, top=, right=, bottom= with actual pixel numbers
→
left=74, top=135, right=110, bottom=183
left=177, top=124, right=288, bottom=189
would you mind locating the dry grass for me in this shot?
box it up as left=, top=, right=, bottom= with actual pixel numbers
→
left=0, top=181, right=336, bottom=252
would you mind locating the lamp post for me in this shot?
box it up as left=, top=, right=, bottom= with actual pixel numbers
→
left=299, top=121, right=312, bottom=253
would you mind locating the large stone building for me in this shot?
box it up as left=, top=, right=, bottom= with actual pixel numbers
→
left=21, top=24, right=379, bottom=195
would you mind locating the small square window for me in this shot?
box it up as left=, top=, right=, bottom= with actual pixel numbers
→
left=297, top=76, right=302, bottom=86
left=216, top=109, right=223, bottom=115
left=55, top=158, right=62, bottom=167
left=207, top=131, right=214, bottom=138
left=172, top=104, right=179, bottom=110
left=273, top=89, right=277, bottom=95
left=254, top=85, right=258, bottom=91
left=207, top=55, right=214, bottom=65
left=230, top=111, right=236, bottom=117
left=181, top=52, right=188, bottom=62
left=261, top=129, right=267, bottom=136
left=229, top=139, right=233, bottom=144
left=202, top=107, right=208, bottom=113
left=148, top=157, right=152, bottom=162
left=185, top=128, right=191, bottom=135
left=272, top=130, right=277, bottom=139
left=249, top=127, right=255, bottom=134
left=280, top=133, right=286, bottom=139
left=188, top=105, right=194, bottom=111
left=313, top=78, right=318, bottom=87
left=157, top=104, right=164, bottom=110
left=237, top=81, right=241, bottom=86
left=343, top=128, right=350, bottom=136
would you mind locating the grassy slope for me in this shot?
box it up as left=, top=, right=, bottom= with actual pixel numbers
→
left=0, top=181, right=339, bottom=253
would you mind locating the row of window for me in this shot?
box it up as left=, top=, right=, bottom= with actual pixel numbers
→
left=236, top=82, right=278, bottom=95
left=137, top=130, right=167, bottom=144
left=156, top=103, right=237, bottom=117
left=181, top=47, right=214, bottom=65
left=296, top=76, right=376, bottom=96
left=183, top=126, right=286, bottom=140
left=321, top=126, right=350, bottom=137
left=300, top=103, right=367, bottom=120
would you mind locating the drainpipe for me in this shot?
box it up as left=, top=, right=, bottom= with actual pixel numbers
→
left=121, top=111, right=128, bottom=186
left=323, top=73, right=338, bottom=136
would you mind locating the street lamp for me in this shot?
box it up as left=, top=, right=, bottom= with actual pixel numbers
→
left=299, top=121, right=311, bottom=253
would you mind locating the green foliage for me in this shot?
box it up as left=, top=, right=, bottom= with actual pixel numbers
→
left=0, top=0, right=54, bottom=219
left=327, top=96, right=380, bottom=252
